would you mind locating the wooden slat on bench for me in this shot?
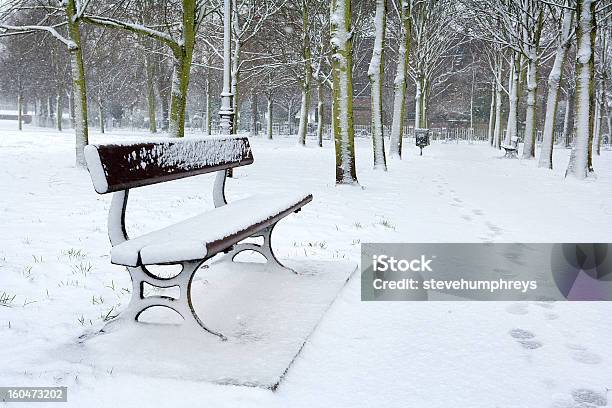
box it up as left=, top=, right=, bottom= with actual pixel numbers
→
left=205, top=194, right=313, bottom=259
left=85, top=136, right=253, bottom=194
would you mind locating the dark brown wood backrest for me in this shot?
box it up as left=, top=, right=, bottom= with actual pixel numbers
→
left=84, top=136, right=253, bottom=194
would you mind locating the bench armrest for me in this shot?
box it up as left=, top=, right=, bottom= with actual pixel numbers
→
left=109, top=190, right=129, bottom=246
left=213, top=170, right=228, bottom=208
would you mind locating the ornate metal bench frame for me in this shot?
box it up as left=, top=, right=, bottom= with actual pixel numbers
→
left=107, top=171, right=299, bottom=340
left=85, top=137, right=311, bottom=340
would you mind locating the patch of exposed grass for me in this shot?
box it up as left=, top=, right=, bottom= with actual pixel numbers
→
left=72, top=261, right=93, bottom=276
left=0, top=291, right=16, bottom=307
left=22, top=265, right=33, bottom=279
left=92, top=295, right=104, bottom=305
left=58, top=279, right=82, bottom=288
left=64, top=248, right=86, bottom=261
left=101, top=306, right=118, bottom=322
left=375, top=218, right=396, bottom=230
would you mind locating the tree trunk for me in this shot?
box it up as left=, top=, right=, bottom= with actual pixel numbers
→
left=231, top=0, right=240, bottom=133
left=593, top=95, right=602, bottom=155
left=47, top=96, right=53, bottom=127
left=168, top=0, right=196, bottom=138
left=605, top=102, right=611, bottom=147
left=423, top=79, right=429, bottom=128
left=566, top=0, right=596, bottom=179
left=250, top=90, right=259, bottom=136
left=330, top=0, right=358, bottom=184
left=317, top=80, right=324, bottom=147
left=267, top=92, right=273, bottom=139
left=204, top=75, right=211, bottom=136
left=297, top=1, right=312, bottom=146
left=388, top=0, right=410, bottom=159
left=470, top=68, right=476, bottom=132
left=297, top=87, right=310, bottom=145
left=145, top=54, right=157, bottom=134
left=158, top=83, right=169, bottom=131
left=98, top=97, right=105, bottom=134
left=65, top=0, right=89, bottom=167
left=522, top=56, right=538, bottom=158
left=56, top=93, right=63, bottom=131
left=596, top=78, right=606, bottom=156
left=168, top=54, right=190, bottom=138
left=504, top=53, right=520, bottom=147
left=539, top=7, right=572, bottom=169
left=68, top=89, right=75, bottom=128
left=414, top=75, right=423, bottom=129
left=493, top=61, right=503, bottom=149
left=368, top=0, right=387, bottom=170
left=561, top=91, right=574, bottom=147
left=488, top=83, right=495, bottom=146
left=17, top=88, right=23, bottom=131
left=521, top=7, right=544, bottom=159
left=287, top=99, right=293, bottom=135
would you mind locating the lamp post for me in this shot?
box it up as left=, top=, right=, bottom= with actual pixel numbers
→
left=218, top=0, right=234, bottom=134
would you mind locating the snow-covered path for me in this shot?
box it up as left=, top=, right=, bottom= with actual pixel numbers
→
left=1, top=122, right=611, bottom=407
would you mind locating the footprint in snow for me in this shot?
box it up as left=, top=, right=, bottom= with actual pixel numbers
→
left=472, top=209, right=484, bottom=216
left=533, top=300, right=556, bottom=309
left=571, top=350, right=603, bottom=365
left=564, top=344, right=603, bottom=365
left=571, top=389, right=608, bottom=406
left=550, top=394, right=608, bottom=408
left=485, top=221, right=503, bottom=235
left=506, top=303, right=529, bottom=315
left=518, top=340, right=543, bottom=349
left=566, top=343, right=587, bottom=351
left=509, top=328, right=543, bottom=350
left=509, top=328, right=535, bottom=339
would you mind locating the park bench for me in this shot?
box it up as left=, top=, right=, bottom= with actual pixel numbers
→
left=84, top=136, right=312, bottom=340
left=501, top=136, right=519, bottom=158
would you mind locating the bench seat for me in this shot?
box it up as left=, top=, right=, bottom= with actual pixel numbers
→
left=111, top=192, right=313, bottom=266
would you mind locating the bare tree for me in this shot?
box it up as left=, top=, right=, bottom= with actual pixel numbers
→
left=368, top=0, right=387, bottom=170
left=1, top=0, right=91, bottom=166
left=539, top=2, right=574, bottom=169
left=330, top=0, right=358, bottom=184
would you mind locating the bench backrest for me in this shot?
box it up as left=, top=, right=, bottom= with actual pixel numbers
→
left=84, top=136, right=253, bottom=194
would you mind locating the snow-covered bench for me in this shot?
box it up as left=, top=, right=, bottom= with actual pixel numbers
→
left=501, top=136, right=519, bottom=158
left=84, top=136, right=312, bottom=339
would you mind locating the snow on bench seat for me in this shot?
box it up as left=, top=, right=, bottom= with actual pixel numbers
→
left=112, top=193, right=312, bottom=266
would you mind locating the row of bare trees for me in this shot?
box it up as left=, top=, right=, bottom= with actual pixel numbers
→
left=1, top=0, right=611, bottom=182
left=470, top=0, right=611, bottom=179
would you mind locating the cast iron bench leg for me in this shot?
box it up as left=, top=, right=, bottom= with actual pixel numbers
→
left=117, top=261, right=227, bottom=340
left=224, top=222, right=294, bottom=273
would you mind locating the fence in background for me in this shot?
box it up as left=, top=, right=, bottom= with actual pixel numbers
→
left=7, top=114, right=611, bottom=148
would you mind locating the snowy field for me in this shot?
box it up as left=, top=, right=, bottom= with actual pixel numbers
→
left=1, top=120, right=612, bottom=407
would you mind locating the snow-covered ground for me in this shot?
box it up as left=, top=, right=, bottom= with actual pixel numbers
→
left=1, top=120, right=611, bottom=407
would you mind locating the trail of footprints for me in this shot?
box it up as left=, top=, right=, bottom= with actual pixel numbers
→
left=430, top=175, right=608, bottom=406
left=505, top=302, right=608, bottom=407
left=432, top=175, right=503, bottom=240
